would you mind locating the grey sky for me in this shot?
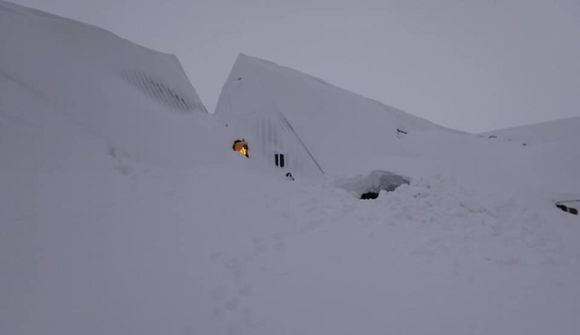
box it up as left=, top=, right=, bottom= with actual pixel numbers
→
left=10, top=0, right=580, bottom=132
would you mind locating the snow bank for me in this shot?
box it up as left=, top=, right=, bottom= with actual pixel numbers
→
left=0, top=0, right=223, bottom=168
left=338, top=170, right=410, bottom=198
left=482, top=116, right=580, bottom=146
left=215, top=53, right=580, bottom=202
left=2, top=2, right=580, bottom=335
left=215, top=54, right=458, bottom=177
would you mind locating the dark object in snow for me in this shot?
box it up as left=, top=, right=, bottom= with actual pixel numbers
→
left=488, top=135, right=497, bottom=139
left=555, top=200, right=579, bottom=216
left=275, top=153, right=285, bottom=168
left=396, top=128, right=408, bottom=135
left=237, top=77, right=242, bottom=81
left=286, top=172, right=295, bottom=181
left=360, top=192, right=379, bottom=200
left=522, top=143, right=527, bottom=146
left=339, top=170, right=410, bottom=200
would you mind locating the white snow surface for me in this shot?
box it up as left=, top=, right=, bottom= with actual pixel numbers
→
left=2, top=2, right=580, bottom=335
left=482, top=116, right=580, bottom=146
left=0, top=0, right=218, bottom=169
left=216, top=54, right=460, bottom=177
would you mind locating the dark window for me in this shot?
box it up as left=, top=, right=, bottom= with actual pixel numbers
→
left=275, top=153, right=285, bottom=168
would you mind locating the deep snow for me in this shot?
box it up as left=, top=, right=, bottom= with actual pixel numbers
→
left=1, top=1, right=580, bottom=335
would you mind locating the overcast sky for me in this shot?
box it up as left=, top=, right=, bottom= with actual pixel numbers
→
left=10, top=0, right=580, bottom=132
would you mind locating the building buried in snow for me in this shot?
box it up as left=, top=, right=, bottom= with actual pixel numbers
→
left=215, top=54, right=446, bottom=195
left=222, top=107, right=326, bottom=178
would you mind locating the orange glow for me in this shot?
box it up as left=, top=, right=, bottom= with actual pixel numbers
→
left=233, top=139, right=249, bottom=157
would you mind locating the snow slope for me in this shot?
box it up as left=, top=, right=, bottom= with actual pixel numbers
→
left=216, top=54, right=460, bottom=177
left=2, top=2, right=580, bottom=335
left=479, top=117, right=580, bottom=199
left=216, top=53, right=580, bottom=200
left=0, top=0, right=223, bottom=168
left=482, top=116, right=580, bottom=146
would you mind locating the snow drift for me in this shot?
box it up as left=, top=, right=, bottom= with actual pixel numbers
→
left=215, top=53, right=580, bottom=201
left=216, top=54, right=457, bottom=177
left=2, top=1, right=580, bottom=335
left=0, top=0, right=224, bottom=168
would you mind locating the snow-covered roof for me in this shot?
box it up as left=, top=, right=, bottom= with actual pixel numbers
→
left=216, top=53, right=455, bottom=176
left=2, top=3, right=580, bottom=335
left=0, top=0, right=216, bottom=167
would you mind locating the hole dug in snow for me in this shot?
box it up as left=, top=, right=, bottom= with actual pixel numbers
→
left=339, top=170, right=410, bottom=200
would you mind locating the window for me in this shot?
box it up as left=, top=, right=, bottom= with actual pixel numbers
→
left=275, top=153, right=285, bottom=168
left=233, top=139, right=249, bottom=158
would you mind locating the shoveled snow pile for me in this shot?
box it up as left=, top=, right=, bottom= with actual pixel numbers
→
left=1, top=1, right=580, bottom=335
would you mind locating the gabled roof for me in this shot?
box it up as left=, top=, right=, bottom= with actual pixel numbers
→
left=216, top=53, right=454, bottom=175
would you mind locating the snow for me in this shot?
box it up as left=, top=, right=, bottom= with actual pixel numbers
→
left=0, top=0, right=219, bottom=169
left=479, top=117, right=580, bottom=200
left=216, top=54, right=458, bottom=177
left=481, top=116, right=580, bottom=146
left=1, top=1, right=580, bottom=335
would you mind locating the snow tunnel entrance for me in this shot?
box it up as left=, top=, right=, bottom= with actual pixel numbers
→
left=339, top=170, right=410, bottom=200
left=360, top=191, right=380, bottom=200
